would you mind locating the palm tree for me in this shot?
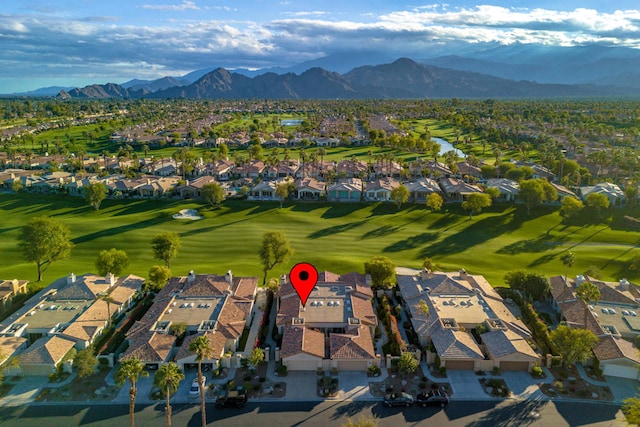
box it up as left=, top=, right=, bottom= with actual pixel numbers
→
left=189, top=335, right=213, bottom=427
left=100, top=293, right=115, bottom=328
left=115, top=357, right=148, bottom=427
left=576, top=281, right=601, bottom=330
left=560, top=252, right=576, bottom=284
left=154, top=362, right=185, bottom=427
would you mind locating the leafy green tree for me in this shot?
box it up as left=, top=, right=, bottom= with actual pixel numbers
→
left=397, top=352, right=419, bottom=377
left=95, top=248, right=129, bottom=276
left=201, top=182, right=224, bottom=207
left=364, top=256, right=395, bottom=289
left=484, top=187, right=500, bottom=200
left=248, top=347, right=265, bottom=369
left=417, top=299, right=429, bottom=317
left=189, top=335, right=213, bottom=427
left=622, top=396, right=640, bottom=426
left=84, top=182, right=107, bottom=210
left=154, top=362, right=185, bottom=427
left=559, top=196, right=584, bottom=224
left=115, top=357, right=149, bottom=427
left=151, top=232, right=181, bottom=268
left=504, top=271, right=550, bottom=301
left=426, top=192, right=443, bottom=212
left=480, top=164, right=496, bottom=179
left=519, top=179, right=558, bottom=215
left=73, top=348, right=97, bottom=378
left=19, top=216, right=73, bottom=281
left=549, top=325, right=597, bottom=367
left=390, top=185, right=409, bottom=210
left=275, top=182, right=289, bottom=208
left=586, top=192, right=610, bottom=217
left=258, top=231, right=294, bottom=286
left=461, top=193, right=491, bottom=218
left=147, top=265, right=171, bottom=292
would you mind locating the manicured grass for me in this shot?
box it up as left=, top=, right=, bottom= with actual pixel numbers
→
left=1, top=193, right=639, bottom=291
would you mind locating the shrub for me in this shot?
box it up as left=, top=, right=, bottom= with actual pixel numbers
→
left=531, top=365, right=543, bottom=377
left=277, top=364, right=288, bottom=376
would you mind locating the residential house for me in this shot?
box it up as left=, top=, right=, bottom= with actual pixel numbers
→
left=137, top=176, right=180, bottom=198
left=486, top=178, right=520, bottom=202
left=207, top=159, right=234, bottom=181
left=178, top=176, right=218, bottom=199
left=373, top=161, right=403, bottom=178
left=364, top=177, right=400, bottom=202
left=0, top=279, right=29, bottom=309
left=295, top=177, right=326, bottom=200
left=579, top=182, right=625, bottom=206
left=275, top=271, right=379, bottom=371
left=513, top=161, right=556, bottom=181
left=404, top=178, right=442, bottom=203
left=397, top=268, right=538, bottom=372
left=549, top=275, right=640, bottom=379
left=336, top=160, right=368, bottom=179
left=0, top=273, right=143, bottom=374
left=122, top=270, right=257, bottom=370
left=456, top=161, right=483, bottom=181
left=439, top=178, right=483, bottom=201
left=327, top=178, right=363, bottom=202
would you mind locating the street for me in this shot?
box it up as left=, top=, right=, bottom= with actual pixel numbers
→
left=0, top=399, right=626, bottom=426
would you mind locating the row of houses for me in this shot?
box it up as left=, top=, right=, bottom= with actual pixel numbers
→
left=0, top=273, right=143, bottom=376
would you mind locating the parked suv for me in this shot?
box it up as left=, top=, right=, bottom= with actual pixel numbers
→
left=416, top=390, right=449, bottom=407
left=215, top=389, right=247, bottom=408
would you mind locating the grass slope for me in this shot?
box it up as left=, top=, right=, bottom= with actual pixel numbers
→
left=1, top=193, right=638, bottom=291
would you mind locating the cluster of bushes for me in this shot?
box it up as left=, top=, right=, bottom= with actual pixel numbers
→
left=96, top=294, right=153, bottom=355
left=500, top=288, right=553, bottom=355
left=377, top=295, right=407, bottom=356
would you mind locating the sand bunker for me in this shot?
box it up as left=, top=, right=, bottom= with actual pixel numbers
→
left=172, top=209, right=202, bottom=220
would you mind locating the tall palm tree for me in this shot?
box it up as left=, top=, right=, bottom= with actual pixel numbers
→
left=100, top=293, right=115, bottom=328
left=561, top=252, right=576, bottom=285
left=189, top=335, right=214, bottom=427
left=576, top=280, right=601, bottom=330
left=115, top=357, right=148, bottom=427
left=154, top=362, right=185, bottom=427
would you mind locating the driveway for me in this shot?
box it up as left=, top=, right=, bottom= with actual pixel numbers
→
left=605, top=376, right=639, bottom=403
left=502, top=371, right=550, bottom=400
left=446, top=370, right=488, bottom=400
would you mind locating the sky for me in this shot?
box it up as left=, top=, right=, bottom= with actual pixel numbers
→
left=2, top=1, right=640, bottom=93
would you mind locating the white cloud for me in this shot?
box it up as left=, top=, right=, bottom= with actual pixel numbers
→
left=141, top=1, right=200, bottom=12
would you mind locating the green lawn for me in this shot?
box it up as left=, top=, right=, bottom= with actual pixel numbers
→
left=1, top=193, right=639, bottom=291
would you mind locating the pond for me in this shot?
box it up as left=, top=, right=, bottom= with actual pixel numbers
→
left=280, top=119, right=304, bottom=126
left=433, top=137, right=464, bottom=157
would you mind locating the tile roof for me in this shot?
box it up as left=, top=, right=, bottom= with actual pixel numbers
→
left=276, top=296, right=301, bottom=327
left=233, top=277, right=258, bottom=300
left=350, top=294, right=377, bottom=327
left=593, top=335, right=640, bottom=363
left=561, top=299, right=606, bottom=335
left=482, top=329, right=538, bottom=359
left=330, top=326, right=376, bottom=359
left=430, top=325, right=484, bottom=360
left=122, top=332, right=175, bottom=363
left=280, top=325, right=325, bottom=359
left=0, top=336, right=27, bottom=365
left=19, top=335, right=76, bottom=365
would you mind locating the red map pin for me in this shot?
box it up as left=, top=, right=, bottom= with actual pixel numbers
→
left=289, top=262, right=318, bottom=307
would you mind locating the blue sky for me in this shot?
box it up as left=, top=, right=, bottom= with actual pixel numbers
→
left=2, top=1, right=640, bottom=93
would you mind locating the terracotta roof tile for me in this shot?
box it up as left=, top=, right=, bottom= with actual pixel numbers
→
left=330, top=326, right=375, bottom=359
left=280, top=325, right=325, bottom=359
left=19, top=336, right=76, bottom=365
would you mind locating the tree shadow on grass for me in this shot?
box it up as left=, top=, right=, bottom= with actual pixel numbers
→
left=321, top=203, right=369, bottom=219
left=178, top=208, right=276, bottom=238
left=497, top=234, right=567, bottom=255
left=308, top=220, right=368, bottom=239
left=419, top=211, right=518, bottom=258
left=361, top=225, right=403, bottom=239
left=384, top=232, right=439, bottom=253
left=428, top=212, right=461, bottom=230
left=71, top=212, right=170, bottom=244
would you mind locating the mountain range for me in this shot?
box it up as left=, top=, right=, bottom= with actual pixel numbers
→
left=58, top=57, right=640, bottom=100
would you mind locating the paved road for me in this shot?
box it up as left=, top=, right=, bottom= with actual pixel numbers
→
left=0, top=399, right=626, bottom=426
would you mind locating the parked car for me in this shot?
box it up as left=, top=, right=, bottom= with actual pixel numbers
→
left=416, top=390, right=449, bottom=407
left=383, top=392, right=414, bottom=407
left=189, top=377, right=206, bottom=398
left=215, top=390, right=247, bottom=408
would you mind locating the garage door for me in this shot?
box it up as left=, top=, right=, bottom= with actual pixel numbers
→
left=603, top=363, right=639, bottom=380
left=337, top=360, right=368, bottom=371
left=500, top=361, right=530, bottom=371
left=445, top=360, right=475, bottom=370
left=284, top=359, right=318, bottom=371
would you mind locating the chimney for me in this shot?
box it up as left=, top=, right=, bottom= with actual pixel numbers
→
left=620, top=278, right=630, bottom=291
left=225, top=270, right=233, bottom=284
left=575, top=275, right=585, bottom=286
left=106, top=272, right=116, bottom=286
left=420, top=268, right=433, bottom=281
left=187, top=270, right=196, bottom=283
left=280, top=274, right=288, bottom=286
left=10, top=279, right=20, bottom=294
left=459, top=268, right=468, bottom=280
left=67, top=273, right=76, bottom=285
